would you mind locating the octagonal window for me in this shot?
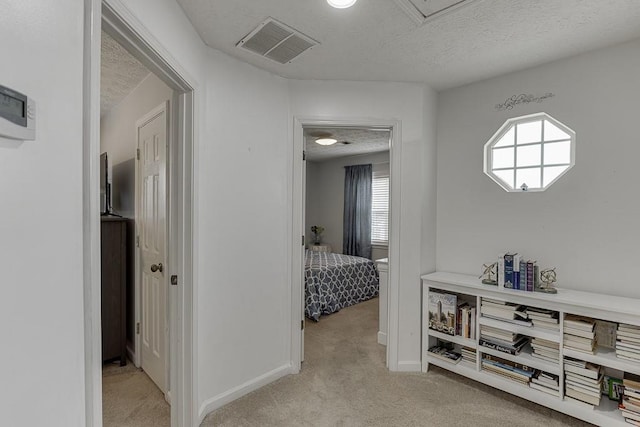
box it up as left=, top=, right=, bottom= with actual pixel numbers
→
left=484, top=112, right=575, bottom=192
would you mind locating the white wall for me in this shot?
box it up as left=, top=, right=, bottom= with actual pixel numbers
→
left=436, top=38, right=640, bottom=298
left=100, top=73, right=173, bottom=217
left=0, top=1, right=86, bottom=426
left=290, top=80, right=437, bottom=369
left=305, top=151, right=390, bottom=259
left=196, top=48, right=291, bottom=415
left=114, top=0, right=294, bottom=419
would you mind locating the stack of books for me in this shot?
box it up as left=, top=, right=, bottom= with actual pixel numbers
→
left=530, top=337, right=560, bottom=363
left=616, top=323, right=640, bottom=363
left=456, top=302, right=476, bottom=339
left=526, top=307, right=559, bottom=331
left=620, top=373, right=640, bottom=425
left=497, top=253, right=538, bottom=291
left=481, top=354, right=537, bottom=385
left=479, top=325, right=529, bottom=355
left=427, top=344, right=462, bottom=364
left=564, top=314, right=597, bottom=354
left=563, top=356, right=603, bottom=407
left=530, top=371, right=560, bottom=396
left=480, top=298, right=531, bottom=326
left=460, top=346, right=476, bottom=365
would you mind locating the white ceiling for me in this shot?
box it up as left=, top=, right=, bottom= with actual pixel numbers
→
left=176, top=0, right=640, bottom=90
left=101, top=31, right=150, bottom=116
left=304, top=128, right=390, bottom=162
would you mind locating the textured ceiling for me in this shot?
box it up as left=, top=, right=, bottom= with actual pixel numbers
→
left=101, top=31, right=150, bottom=115
left=176, top=0, right=640, bottom=90
left=305, top=128, right=390, bottom=162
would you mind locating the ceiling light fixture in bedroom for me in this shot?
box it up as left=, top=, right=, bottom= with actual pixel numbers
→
left=315, top=137, right=338, bottom=145
left=327, top=0, right=358, bottom=9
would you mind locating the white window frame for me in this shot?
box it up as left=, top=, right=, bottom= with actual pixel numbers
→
left=484, top=112, right=576, bottom=192
left=371, top=169, right=389, bottom=246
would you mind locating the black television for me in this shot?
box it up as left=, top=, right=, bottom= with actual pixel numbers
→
left=100, top=152, right=111, bottom=215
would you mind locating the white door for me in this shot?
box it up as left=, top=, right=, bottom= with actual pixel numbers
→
left=301, top=150, right=307, bottom=362
left=137, top=102, right=168, bottom=393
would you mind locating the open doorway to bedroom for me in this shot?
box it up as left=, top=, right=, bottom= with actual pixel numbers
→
left=301, top=125, right=391, bottom=367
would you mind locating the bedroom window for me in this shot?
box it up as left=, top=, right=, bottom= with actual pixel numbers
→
left=484, top=112, right=575, bottom=192
left=371, top=171, right=389, bottom=245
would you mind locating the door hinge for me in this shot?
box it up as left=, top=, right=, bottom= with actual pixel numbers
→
left=302, top=235, right=305, bottom=246
left=303, top=151, right=306, bottom=161
left=136, top=322, right=140, bottom=334
left=136, top=148, right=140, bottom=160
left=301, top=320, right=305, bottom=330
left=136, top=235, right=140, bottom=247
left=170, top=275, right=178, bottom=286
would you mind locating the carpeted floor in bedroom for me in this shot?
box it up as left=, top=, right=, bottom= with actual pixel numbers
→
left=104, top=297, right=592, bottom=426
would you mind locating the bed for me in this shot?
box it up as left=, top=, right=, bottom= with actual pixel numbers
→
left=305, top=249, right=379, bottom=321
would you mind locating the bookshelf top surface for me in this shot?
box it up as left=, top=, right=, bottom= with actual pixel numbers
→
left=422, top=272, right=640, bottom=319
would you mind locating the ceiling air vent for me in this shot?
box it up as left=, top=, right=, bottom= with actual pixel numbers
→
left=237, top=18, right=318, bottom=64
left=393, top=0, right=479, bottom=25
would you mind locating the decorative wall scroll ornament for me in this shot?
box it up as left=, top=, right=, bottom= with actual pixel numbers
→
left=537, top=268, right=558, bottom=294
left=479, top=262, right=498, bottom=285
left=495, top=93, right=555, bottom=111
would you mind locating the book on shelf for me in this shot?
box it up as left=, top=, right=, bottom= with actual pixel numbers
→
left=529, top=382, right=560, bottom=396
left=504, top=253, right=516, bottom=289
left=563, top=358, right=602, bottom=380
left=595, top=320, right=618, bottom=349
left=617, top=340, right=640, bottom=352
left=564, top=396, right=597, bottom=409
left=620, top=396, right=640, bottom=414
left=602, top=375, right=624, bottom=400
left=479, top=335, right=529, bottom=355
left=428, top=292, right=457, bottom=336
left=564, top=314, right=596, bottom=331
left=566, top=371, right=603, bottom=388
left=565, top=387, right=601, bottom=406
left=625, top=373, right=640, bottom=390
left=566, top=381, right=602, bottom=399
left=497, top=254, right=505, bottom=288
left=564, top=327, right=596, bottom=340
left=618, top=323, right=640, bottom=334
left=481, top=354, right=536, bottom=383
left=461, top=346, right=476, bottom=364
left=621, top=409, right=640, bottom=423
left=427, top=345, right=462, bottom=364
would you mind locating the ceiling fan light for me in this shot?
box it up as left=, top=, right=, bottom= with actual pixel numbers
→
left=327, top=0, right=358, bottom=9
left=315, top=138, right=338, bottom=145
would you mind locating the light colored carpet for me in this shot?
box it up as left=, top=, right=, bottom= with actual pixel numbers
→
left=203, top=298, right=592, bottom=427
left=102, top=360, right=170, bottom=427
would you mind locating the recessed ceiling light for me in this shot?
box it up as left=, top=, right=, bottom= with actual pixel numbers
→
left=327, top=0, right=357, bottom=9
left=316, top=138, right=338, bottom=145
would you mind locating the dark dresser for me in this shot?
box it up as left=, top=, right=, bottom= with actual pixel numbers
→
left=101, top=216, right=128, bottom=365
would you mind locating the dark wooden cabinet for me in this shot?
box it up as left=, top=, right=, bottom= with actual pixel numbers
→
left=101, top=216, right=128, bottom=365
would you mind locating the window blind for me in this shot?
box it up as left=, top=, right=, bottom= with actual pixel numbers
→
left=371, top=172, right=389, bottom=244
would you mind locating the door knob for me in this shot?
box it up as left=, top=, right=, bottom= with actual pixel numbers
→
left=151, top=263, right=163, bottom=273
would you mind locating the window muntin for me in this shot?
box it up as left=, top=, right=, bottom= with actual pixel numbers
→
left=484, top=113, right=575, bottom=192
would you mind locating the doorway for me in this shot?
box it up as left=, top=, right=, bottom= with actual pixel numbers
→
left=83, top=2, right=196, bottom=426
left=291, top=118, right=401, bottom=372
left=301, top=125, right=391, bottom=361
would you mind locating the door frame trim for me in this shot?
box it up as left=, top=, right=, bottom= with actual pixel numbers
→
left=289, top=116, right=402, bottom=372
left=83, top=1, right=197, bottom=425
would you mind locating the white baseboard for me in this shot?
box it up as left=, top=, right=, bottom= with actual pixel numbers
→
left=397, top=361, right=422, bottom=372
left=198, top=364, right=293, bottom=424
left=377, top=331, right=387, bottom=345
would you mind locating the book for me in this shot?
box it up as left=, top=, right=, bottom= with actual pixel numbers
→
left=602, top=375, right=623, bottom=400
left=625, top=373, right=640, bottom=390
left=564, top=327, right=596, bottom=340
left=479, top=336, right=529, bottom=355
left=497, top=254, right=505, bottom=288
left=564, top=396, right=595, bottom=409
left=504, top=253, right=516, bottom=289
left=619, top=323, right=640, bottom=334
left=428, top=292, right=457, bottom=336
left=519, top=257, right=526, bottom=291
left=563, top=361, right=601, bottom=380
left=526, top=261, right=535, bottom=292
left=427, top=345, right=462, bottom=364
left=529, top=382, right=560, bottom=396
left=621, top=410, right=640, bottom=423
left=595, top=320, right=617, bottom=348
left=565, top=387, right=601, bottom=406
left=566, top=371, right=603, bottom=387
left=621, top=397, right=640, bottom=413
left=617, top=340, right=640, bottom=351
left=564, top=314, right=596, bottom=331
left=566, top=381, right=602, bottom=399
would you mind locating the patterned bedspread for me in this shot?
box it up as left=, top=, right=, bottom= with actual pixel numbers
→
left=305, top=250, right=379, bottom=321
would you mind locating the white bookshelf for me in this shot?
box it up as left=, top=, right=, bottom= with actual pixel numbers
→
left=422, top=271, right=640, bottom=427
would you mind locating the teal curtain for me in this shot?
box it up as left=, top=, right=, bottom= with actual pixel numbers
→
left=343, top=164, right=372, bottom=259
